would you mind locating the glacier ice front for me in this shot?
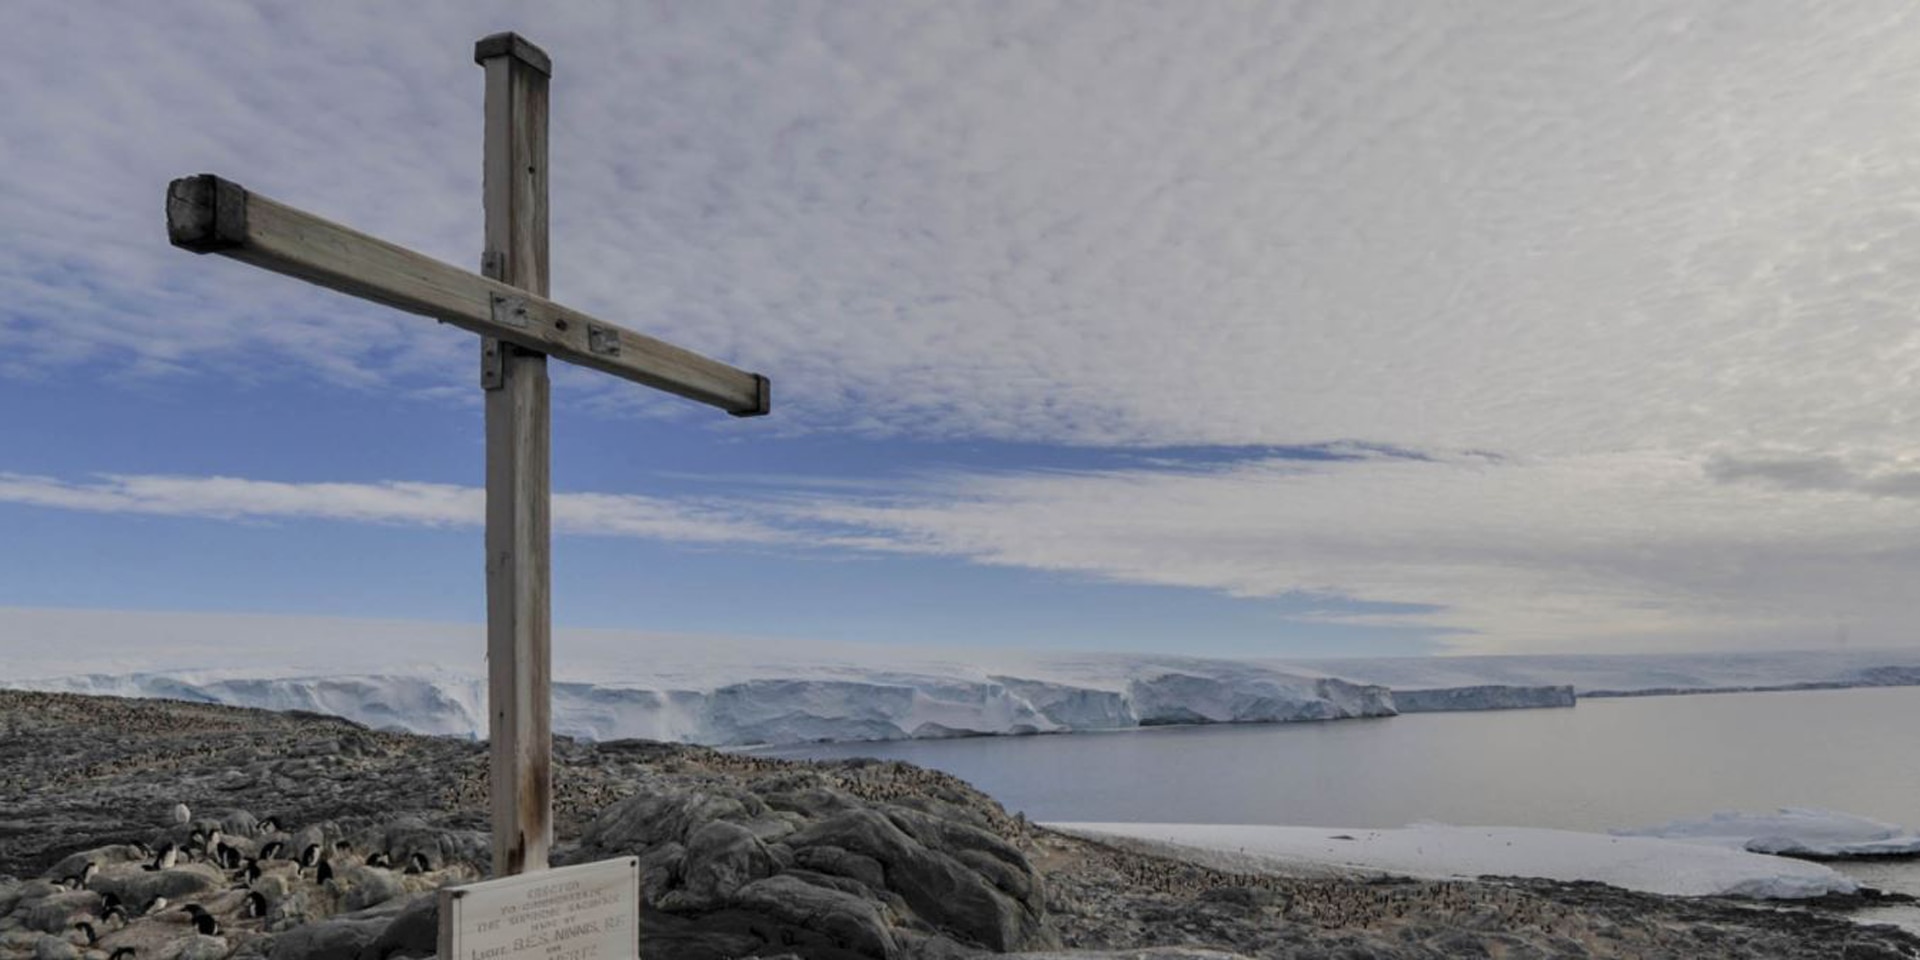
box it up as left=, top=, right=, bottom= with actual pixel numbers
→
left=25, top=666, right=1399, bottom=746
left=10, top=613, right=1920, bottom=747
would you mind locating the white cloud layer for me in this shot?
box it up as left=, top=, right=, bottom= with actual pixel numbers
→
left=0, top=473, right=784, bottom=545
left=14, top=3, right=1920, bottom=653
left=14, top=456, right=1920, bottom=653
left=784, top=450, right=1920, bottom=652
left=10, top=2, right=1920, bottom=454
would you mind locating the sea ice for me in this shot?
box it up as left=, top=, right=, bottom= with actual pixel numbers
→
left=1046, top=822, right=1859, bottom=900
left=1617, top=808, right=1920, bottom=858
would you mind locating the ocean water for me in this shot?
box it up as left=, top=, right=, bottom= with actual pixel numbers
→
left=769, top=685, right=1920, bottom=932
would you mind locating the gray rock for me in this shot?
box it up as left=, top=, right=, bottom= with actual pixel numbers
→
left=631, top=842, right=685, bottom=907
left=336, top=867, right=406, bottom=913
left=792, top=846, right=887, bottom=891
left=680, top=821, right=777, bottom=907
left=731, top=875, right=898, bottom=960
left=33, top=934, right=79, bottom=960
left=220, top=811, right=261, bottom=838
left=167, top=935, right=231, bottom=960
left=581, top=791, right=754, bottom=850
left=358, top=894, right=436, bottom=960
left=22, top=892, right=100, bottom=933
left=93, top=867, right=221, bottom=908
left=789, top=808, right=1049, bottom=952
left=1006, top=952, right=1256, bottom=960
left=350, top=821, right=486, bottom=872
left=268, top=916, right=386, bottom=960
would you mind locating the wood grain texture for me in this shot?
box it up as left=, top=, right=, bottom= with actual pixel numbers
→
left=481, top=39, right=554, bottom=879
left=164, top=176, right=769, bottom=416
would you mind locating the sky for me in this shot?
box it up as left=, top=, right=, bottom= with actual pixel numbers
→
left=7, top=1, right=1920, bottom=661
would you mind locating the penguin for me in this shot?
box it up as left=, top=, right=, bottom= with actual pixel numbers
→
left=201, top=829, right=223, bottom=858
left=145, top=843, right=178, bottom=872
left=58, top=861, right=98, bottom=890
left=141, top=895, right=169, bottom=917
left=100, top=891, right=123, bottom=914
left=404, top=852, right=430, bottom=875
left=315, top=859, right=334, bottom=885
left=259, top=841, right=285, bottom=861
left=216, top=842, right=240, bottom=870
left=257, top=817, right=281, bottom=836
left=332, top=839, right=353, bottom=855
left=73, top=921, right=99, bottom=946
left=365, top=851, right=393, bottom=869
left=181, top=904, right=219, bottom=936
left=299, top=844, right=321, bottom=868
left=171, top=803, right=191, bottom=826
left=242, top=891, right=267, bottom=919
left=240, top=858, right=261, bottom=885
left=108, top=948, right=137, bottom=960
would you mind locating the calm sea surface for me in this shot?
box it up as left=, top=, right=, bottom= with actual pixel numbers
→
left=768, top=686, right=1920, bottom=931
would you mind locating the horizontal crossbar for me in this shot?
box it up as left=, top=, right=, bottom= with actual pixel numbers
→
left=167, top=174, right=770, bottom=417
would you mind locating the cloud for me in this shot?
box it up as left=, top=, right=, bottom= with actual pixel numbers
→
left=782, top=450, right=1920, bottom=653
left=13, top=451, right=1920, bottom=655
left=18, top=4, right=1920, bottom=656
left=0, top=472, right=786, bottom=545
left=12, top=2, right=1920, bottom=456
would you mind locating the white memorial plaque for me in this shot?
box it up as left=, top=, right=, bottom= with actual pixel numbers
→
left=438, top=858, right=641, bottom=960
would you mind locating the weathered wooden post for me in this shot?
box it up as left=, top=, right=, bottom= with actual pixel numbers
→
left=477, top=30, right=555, bottom=879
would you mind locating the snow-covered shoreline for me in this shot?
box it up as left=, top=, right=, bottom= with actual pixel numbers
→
left=1618, top=808, right=1920, bottom=859
left=1046, top=821, right=1867, bottom=900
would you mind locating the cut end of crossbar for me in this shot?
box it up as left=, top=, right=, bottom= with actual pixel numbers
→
left=730, top=374, right=772, bottom=418
left=166, top=174, right=248, bottom=253
left=474, top=32, right=552, bottom=77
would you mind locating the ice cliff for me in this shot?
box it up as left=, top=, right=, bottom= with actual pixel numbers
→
left=1390, top=684, right=1576, bottom=712
left=26, top=666, right=1400, bottom=746
left=10, top=616, right=1920, bottom=747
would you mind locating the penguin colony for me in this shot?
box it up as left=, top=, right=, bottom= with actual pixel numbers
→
left=15, top=805, right=455, bottom=960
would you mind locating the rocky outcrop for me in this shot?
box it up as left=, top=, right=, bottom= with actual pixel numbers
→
left=4, top=690, right=1916, bottom=960
left=567, top=771, right=1052, bottom=958
left=0, top=692, right=1052, bottom=960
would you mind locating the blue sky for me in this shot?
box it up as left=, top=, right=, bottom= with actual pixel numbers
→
left=9, top=2, right=1920, bottom=659
left=0, top=360, right=1436, bottom=656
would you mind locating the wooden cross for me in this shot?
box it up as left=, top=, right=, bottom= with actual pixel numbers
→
left=165, top=33, right=769, bottom=877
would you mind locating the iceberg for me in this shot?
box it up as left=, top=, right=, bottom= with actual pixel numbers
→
left=1047, top=822, right=1860, bottom=900
left=1616, top=808, right=1920, bottom=858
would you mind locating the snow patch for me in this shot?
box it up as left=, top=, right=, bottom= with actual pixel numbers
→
left=1048, top=822, right=1859, bottom=900
left=1617, top=808, right=1920, bottom=858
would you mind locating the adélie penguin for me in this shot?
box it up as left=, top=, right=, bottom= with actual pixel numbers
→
left=144, top=843, right=177, bottom=872
left=243, top=890, right=268, bottom=919
left=181, top=904, right=220, bottom=936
